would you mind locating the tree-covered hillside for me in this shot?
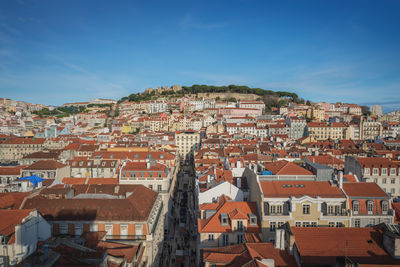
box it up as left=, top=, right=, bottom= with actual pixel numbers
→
left=119, top=84, right=301, bottom=104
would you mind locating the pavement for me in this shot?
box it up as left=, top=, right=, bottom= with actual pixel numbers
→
left=160, top=164, right=198, bottom=267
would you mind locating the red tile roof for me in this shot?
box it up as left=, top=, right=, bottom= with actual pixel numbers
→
left=291, top=227, right=399, bottom=265
left=0, top=209, right=33, bottom=238
left=202, top=243, right=296, bottom=267
left=342, top=183, right=388, bottom=198
left=260, top=181, right=345, bottom=198
left=23, top=160, right=67, bottom=170
left=264, top=160, right=313, bottom=175
left=198, top=197, right=260, bottom=234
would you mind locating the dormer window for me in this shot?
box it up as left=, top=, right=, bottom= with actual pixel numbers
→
left=102, top=162, right=106, bottom=167
left=249, top=213, right=257, bottom=226
left=373, top=168, right=379, bottom=175
left=364, top=168, right=370, bottom=175
left=220, top=213, right=228, bottom=226
left=353, top=201, right=359, bottom=215
left=367, top=201, right=374, bottom=214
left=111, top=162, right=115, bottom=167
left=79, top=161, right=83, bottom=167
left=382, top=168, right=387, bottom=175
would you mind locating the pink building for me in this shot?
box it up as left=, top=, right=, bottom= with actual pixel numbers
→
left=218, top=108, right=262, bottom=118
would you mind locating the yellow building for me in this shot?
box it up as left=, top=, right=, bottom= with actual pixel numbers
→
left=121, top=124, right=132, bottom=134
left=306, top=122, right=347, bottom=140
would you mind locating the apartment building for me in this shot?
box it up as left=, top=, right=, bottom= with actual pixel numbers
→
left=0, top=138, right=45, bottom=162
left=342, top=182, right=394, bottom=227
left=22, top=184, right=164, bottom=266
left=306, top=122, right=347, bottom=140
left=253, top=180, right=349, bottom=241
left=345, top=157, right=400, bottom=197
left=175, top=131, right=201, bottom=161
left=360, top=116, right=383, bottom=140
left=21, top=160, right=70, bottom=181
left=238, top=100, right=265, bottom=113
left=286, top=116, right=306, bottom=140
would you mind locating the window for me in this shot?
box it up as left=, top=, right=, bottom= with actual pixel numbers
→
left=382, top=201, right=389, bottom=213
left=222, top=234, right=229, bottom=246
left=120, top=224, right=128, bottom=239
left=382, top=168, right=387, bottom=175
left=135, top=224, right=143, bottom=236
left=249, top=214, right=257, bottom=226
left=311, top=222, right=317, bottom=227
left=270, top=205, right=276, bottom=214
left=391, top=188, right=395, bottom=194
left=221, top=213, right=228, bottom=226
left=383, top=178, right=387, bottom=184
left=364, top=168, right=370, bottom=175
left=149, top=185, right=153, bottom=190
left=295, top=222, right=301, bottom=227
left=353, top=201, right=359, bottom=214
left=354, top=219, right=360, bottom=228
left=157, top=185, right=162, bottom=192
left=276, top=205, right=282, bottom=214
left=237, top=221, right=244, bottom=232
left=277, top=222, right=284, bottom=228
left=303, top=204, right=310, bottom=215
left=373, top=168, right=379, bottom=175
left=391, top=168, right=396, bottom=175
left=392, top=179, right=396, bottom=184
left=105, top=224, right=113, bottom=235
left=328, top=205, right=334, bottom=215
left=208, top=234, right=214, bottom=241
left=374, top=179, right=378, bottom=183
left=336, top=222, right=343, bottom=227
left=303, top=222, right=310, bottom=227
left=367, top=201, right=374, bottom=214
left=270, top=222, right=276, bottom=232
left=60, top=223, right=68, bottom=234
left=75, top=224, right=83, bottom=236
left=328, top=222, right=335, bottom=227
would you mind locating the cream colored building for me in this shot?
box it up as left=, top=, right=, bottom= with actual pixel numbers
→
left=246, top=167, right=350, bottom=242
left=175, top=131, right=200, bottom=161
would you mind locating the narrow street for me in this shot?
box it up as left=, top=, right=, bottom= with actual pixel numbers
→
left=161, top=162, right=198, bottom=267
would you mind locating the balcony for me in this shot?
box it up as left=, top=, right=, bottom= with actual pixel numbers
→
left=105, top=235, right=146, bottom=241
left=323, top=211, right=348, bottom=216
left=350, top=209, right=394, bottom=216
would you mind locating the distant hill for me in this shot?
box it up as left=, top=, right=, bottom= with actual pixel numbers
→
left=119, top=84, right=302, bottom=105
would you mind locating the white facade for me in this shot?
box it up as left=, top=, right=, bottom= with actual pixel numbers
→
left=198, top=181, right=244, bottom=204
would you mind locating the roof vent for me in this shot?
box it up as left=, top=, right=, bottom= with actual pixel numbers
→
left=295, top=184, right=305, bottom=188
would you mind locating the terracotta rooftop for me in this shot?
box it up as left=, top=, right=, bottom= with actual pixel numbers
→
left=342, top=183, right=389, bottom=198
left=291, top=227, right=400, bottom=265
left=264, top=160, right=313, bottom=175
left=202, top=243, right=296, bottom=267
left=23, top=160, right=67, bottom=170
left=260, top=181, right=345, bottom=198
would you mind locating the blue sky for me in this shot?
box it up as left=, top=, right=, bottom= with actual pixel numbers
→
left=0, top=0, right=399, bottom=112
